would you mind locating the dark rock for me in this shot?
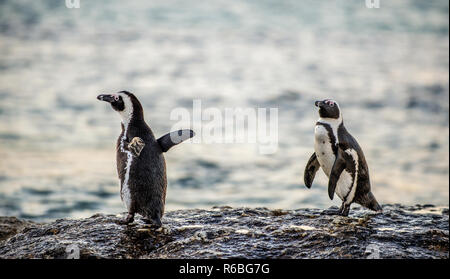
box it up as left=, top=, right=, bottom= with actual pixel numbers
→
left=0, top=216, right=36, bottom=242
left=0, top=205, right=448, bottom=259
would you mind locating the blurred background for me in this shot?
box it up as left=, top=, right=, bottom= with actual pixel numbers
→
left=0, top=0, right=448, bottom=222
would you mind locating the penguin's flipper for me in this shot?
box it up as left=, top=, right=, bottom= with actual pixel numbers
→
left=128, top=137, right=146, bottom=157
left=328, top=148, right=346, bottom=200
left=304, top=153, right=320, bottom=188
left=157, top=129, right=195, bottom=152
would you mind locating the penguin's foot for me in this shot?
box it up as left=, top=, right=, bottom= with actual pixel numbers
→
left=117, top=213, right=135, bottom=225
left=338, top=210, right=350, bottom=217
left=339, top=203, right=351, bottom=216
left=128, top=137, right=145, bottom=157
left=143, top=217, right=162, bottom=229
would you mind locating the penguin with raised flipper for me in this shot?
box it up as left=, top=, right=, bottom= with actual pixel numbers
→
left=97, top=91, right=195, bottom=227
left=303, top=99, right=382, bottom=216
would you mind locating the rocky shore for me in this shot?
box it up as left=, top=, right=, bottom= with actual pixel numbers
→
left=0, top=204, right=448, bottom=259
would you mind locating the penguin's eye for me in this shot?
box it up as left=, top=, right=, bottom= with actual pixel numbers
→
left=113, top=95, right=120, bottom=101
left=325, top=100, right=335, bottom=107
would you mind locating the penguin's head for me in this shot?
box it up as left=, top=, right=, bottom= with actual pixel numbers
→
left=97, top=91, right=144, bottom=124
left=315, top=99, right=341, bottom=119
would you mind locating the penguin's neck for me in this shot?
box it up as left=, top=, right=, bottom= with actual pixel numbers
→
left=318, top=117, right=342, bottom=127
left=119, top=106, right=144, bottom=131
left=317, top=116, right=343, bottom=143
left=118, top=96, right=134, bottom=128
left=119, top=111, right=146, bottom=139
left=120, top=112, right=133, bottom=131
left=318, top=113, right=343, bottom=128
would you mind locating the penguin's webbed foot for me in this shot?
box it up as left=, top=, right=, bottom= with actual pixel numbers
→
left=338, top=203, right=351, bottom=216
left=321, top=204, right=351, bottom=216
left=128, top=137, right=145, bottom=157
left=117, top=213, right=135, bottom=225
left=142, top=217, right=162, bottom=229
left=338, top=210, right=349, bottom=216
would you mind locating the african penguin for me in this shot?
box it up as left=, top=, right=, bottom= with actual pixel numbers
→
left=97, top=91, right=195, bottom=227
left=303, top=99, right=382, bottom=216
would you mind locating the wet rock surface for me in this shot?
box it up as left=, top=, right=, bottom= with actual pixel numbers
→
left=0, top=217, right=36, bottom=242
left=0, top=204, right=448, bottom=259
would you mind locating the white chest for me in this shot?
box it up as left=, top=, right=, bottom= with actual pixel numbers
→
left=314, top=125, right=336, bottom=177
left=120, top=125, right=134, bottom=211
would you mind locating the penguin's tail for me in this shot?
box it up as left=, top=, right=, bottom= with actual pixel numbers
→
left=365, top=192, right=382, bottom=212
left=157, top=129, right=195, bottom=152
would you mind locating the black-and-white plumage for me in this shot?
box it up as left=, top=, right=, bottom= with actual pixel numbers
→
left=304, top=99, right=381, bottom=216
left=97, top=91, right=194, bottom=227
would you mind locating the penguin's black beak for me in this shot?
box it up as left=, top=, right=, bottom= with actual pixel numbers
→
left=315, top=100, right=323, bottom=107
left=97, top=94, right=115, bottom=103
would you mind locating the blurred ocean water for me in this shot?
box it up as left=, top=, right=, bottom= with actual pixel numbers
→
left=0, top=0, right=448, bottom=221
